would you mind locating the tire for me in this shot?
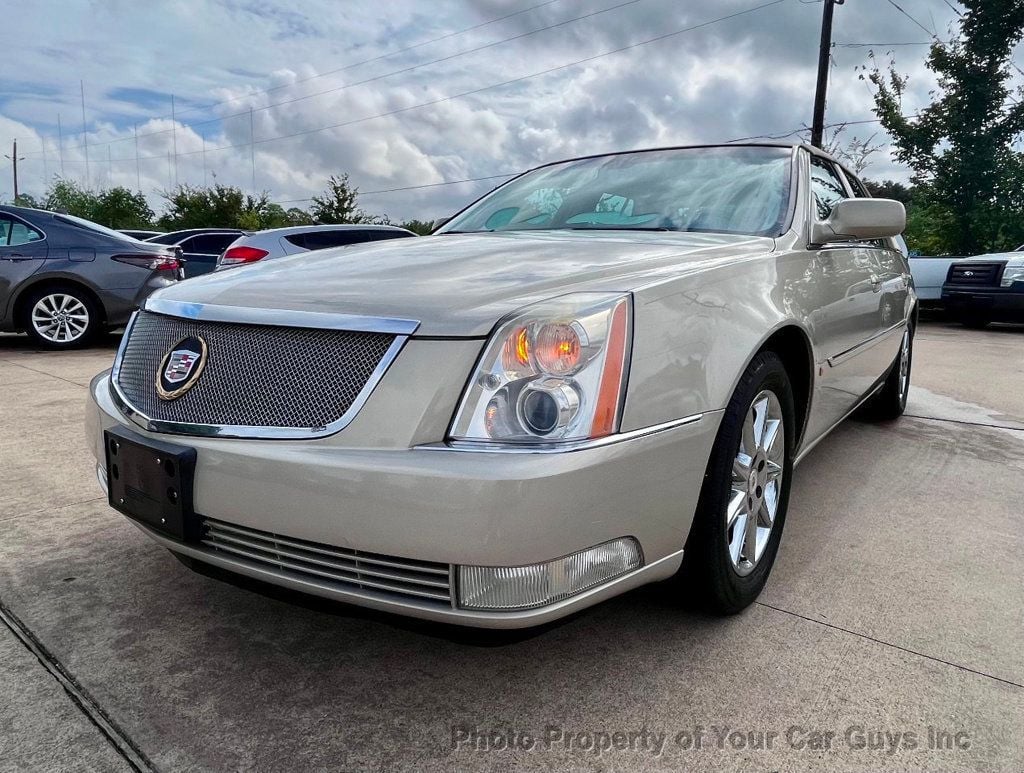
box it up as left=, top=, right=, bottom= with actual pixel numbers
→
left=865, top=325, right=913, bottom=420
left=20, top=284, right=101, bottom=350
left=679, top=351, right=795, bottom=615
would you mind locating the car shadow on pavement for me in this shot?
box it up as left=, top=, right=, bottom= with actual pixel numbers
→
left=177, top=553, right=719, bottom=649
left=0, top=331, right=124, bottom=354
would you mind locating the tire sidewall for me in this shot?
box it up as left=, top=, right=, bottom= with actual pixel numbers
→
left=21, top=285, right=100, bottom=350
left=684, top=351, right=796, bottom=612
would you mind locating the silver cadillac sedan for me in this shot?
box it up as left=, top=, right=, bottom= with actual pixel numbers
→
left=86, top=142, right=914, bottom=628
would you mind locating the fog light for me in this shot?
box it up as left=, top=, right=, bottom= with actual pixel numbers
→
left=457, top=538, right=642, bottom=610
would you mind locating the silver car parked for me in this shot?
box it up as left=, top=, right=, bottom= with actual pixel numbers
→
left=216, top=224, right=416, bottom=269
left=86, top=143, right=913, bottom=627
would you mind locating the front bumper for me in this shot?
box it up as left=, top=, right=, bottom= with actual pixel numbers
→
left=941, top=286, right=1024, bottom=321
left=88, top=372, right=720, bottom=628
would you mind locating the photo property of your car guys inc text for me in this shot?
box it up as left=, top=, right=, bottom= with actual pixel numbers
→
left=1, top=1, right=1022, bottom=771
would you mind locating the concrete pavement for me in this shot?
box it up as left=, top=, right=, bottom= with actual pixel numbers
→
left=1, top=320, right=1022, bottom=771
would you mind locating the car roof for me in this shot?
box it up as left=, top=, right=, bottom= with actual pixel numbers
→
left=524, top=140, right=845, bottom=175
left=159, top=228, right=247, bottom=237
left=245, top=224, right=413, bottom=237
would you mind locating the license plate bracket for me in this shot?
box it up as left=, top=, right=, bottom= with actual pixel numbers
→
left=104, top=427, right=198, bottom=542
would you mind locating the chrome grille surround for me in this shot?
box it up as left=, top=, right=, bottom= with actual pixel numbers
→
left=947, top=262, right=1004, bottom=287
left=110, top=302, right=418, bottom=439
left=201, top=517, right=454, bottom=606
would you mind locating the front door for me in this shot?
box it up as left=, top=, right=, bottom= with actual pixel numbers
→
left=803, top=159, right=881, bottom=441
left=0, top=214, right=48, bottom=320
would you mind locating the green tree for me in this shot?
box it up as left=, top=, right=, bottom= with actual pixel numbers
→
left=92, top=187, right=154, bottom=228
left=11, top=193, right=40, bottom=208
left=309, top=174, right=382, bottom=224
left=869, top=0, right=1024, bottom=254
left=43, top=179, right=101, bottom=219
left=398, top=219, right=437, bottom=235
left=39, top=179, right=153, bottom=228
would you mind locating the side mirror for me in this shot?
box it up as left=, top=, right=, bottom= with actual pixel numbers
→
left=811, top=198, right=906, bottom=244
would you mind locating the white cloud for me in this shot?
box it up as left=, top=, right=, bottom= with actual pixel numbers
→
left=1, top=0, right=995, bottom=219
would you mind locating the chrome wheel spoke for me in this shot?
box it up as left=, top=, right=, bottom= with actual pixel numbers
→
left=727, top=388, right=785, bottom=577
left=31, top=294, right=89, bottom=342
left=727, top=489, right=746, bottom=529
left=729, top=513, right=747, bottom=565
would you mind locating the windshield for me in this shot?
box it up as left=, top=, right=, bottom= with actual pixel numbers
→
left=440, top=146, right=793, bottom=237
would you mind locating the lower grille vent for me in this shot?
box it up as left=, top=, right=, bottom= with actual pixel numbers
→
left=200, top=517, right=453, bottom=605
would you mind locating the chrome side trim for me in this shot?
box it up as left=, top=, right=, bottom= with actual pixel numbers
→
left=143, top=298, right=420, bottom=336
left=826, top=319, right=906, bottom=368
left=110, top=312, right=410, bottom=440
left=794, top=382, right=884, bottom=467
left=420, top=413, right=705, bottom=454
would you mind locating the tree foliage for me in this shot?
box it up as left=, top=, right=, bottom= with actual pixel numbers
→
left=42, top=178, right=154, bottom=228
left=309, top=173, right=382, bottom=224
left=868, top=0, right=1024, bottom=254
left=15, top=173, right=434, bottom=235
left=397, top=219, right=437, bottom=235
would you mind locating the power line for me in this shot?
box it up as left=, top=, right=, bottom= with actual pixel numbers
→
left=24, top=0, right=625, bottom=157
left=884, top=0, right=936, bottom=37
left=46, top=0, right=789, bottom=166
left=275, top=173, right=520, bottom=204
left=122, top=0, right=567, bottom=125
left=833, top=41, right=931, bottom=47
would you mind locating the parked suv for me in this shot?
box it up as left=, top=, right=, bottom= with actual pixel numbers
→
left=0, top=205, right=180, bottom=349
left=941, top=252, right=1024, bottom=327
left=145, top=229, right=248, bottom=278
left=217, top=224, right=415, bottom=269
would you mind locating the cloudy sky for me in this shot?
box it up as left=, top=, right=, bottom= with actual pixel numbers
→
left=1, top=0, right=990, bottom=221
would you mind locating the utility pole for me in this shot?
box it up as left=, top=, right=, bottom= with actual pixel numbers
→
left=5, top=139, right=25, bottom=202
left=811, top=0, right=844, bottom=149
left=170, top=94, right=179, bottom=188
left=57, top=114, right=66, bottom=177
left=80, top=80, right=91, bottom=189
left=249, top=107, right=256, bottom=194
left=134, top=123, right=141, bottom=192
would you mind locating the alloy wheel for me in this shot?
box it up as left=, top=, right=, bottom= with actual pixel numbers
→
left=31, top=293, right=90, bottom=344
left=898, top=330, right=911, bottom=401
left=727, top=389, right=785, bottom=576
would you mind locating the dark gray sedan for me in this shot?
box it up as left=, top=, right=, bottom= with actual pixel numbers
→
left=0, top=205, right=180, bottom=349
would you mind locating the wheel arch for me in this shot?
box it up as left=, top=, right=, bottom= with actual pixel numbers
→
left=735, top=322, right=815, bottom=453
left=12, top=276, right=107, bottom=331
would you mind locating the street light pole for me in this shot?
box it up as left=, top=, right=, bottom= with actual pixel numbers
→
left=5, top=139, right=25, bottom=202
left=811, top=0, right=844, bottom=148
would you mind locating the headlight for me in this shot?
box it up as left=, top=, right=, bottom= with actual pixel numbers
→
left=1001, top=264, right=1024, bottom=287
left=450, top=293, right=631, bottom=444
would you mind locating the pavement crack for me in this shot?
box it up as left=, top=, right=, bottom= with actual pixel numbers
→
left=0, top=359, right=90, bottom=389
left=904, top=413, right=1024, bottom=433
left=0, top=496, right=106, bottom=523
left=0, top=599, right=159, bottom=773
left=755, top=601, right=1024, bottom=690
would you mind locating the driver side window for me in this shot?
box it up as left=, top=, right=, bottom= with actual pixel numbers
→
left=809, top=158, right=847, bottom=220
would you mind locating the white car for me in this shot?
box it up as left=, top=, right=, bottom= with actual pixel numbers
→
left=217, top=224, right=416, bottom=269
left=908, top=244, right=1024, bottom=305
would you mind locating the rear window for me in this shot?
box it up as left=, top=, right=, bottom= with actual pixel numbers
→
left=370, top=230, right=415, bottom=241
left=55, top=213, right=136, bottom=241
left=297, top=230, right=371, bottom=250
left=191, top=233, right=239, bottom=253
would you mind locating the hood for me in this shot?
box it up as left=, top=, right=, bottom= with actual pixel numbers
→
left=955, top=251, right=1024, bottom=265
left=149, top=230, right=773, bottom=337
